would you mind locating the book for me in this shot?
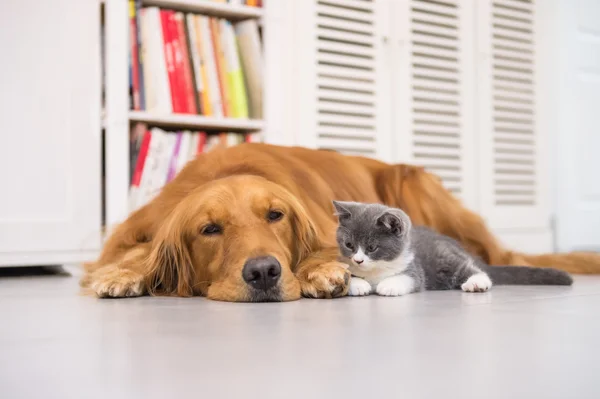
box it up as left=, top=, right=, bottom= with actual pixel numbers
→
left=137, top=129, right=176, bottom=207
left=197, top=16, right=223, bottom=117
left=175, top=131, right=192, bottom=173
left=245, top=132, right=261, bottom=143
left=174, top=12, right=198, bottom=114
left=205, top=134, right=222, bottom=152
left=130, top=122, right=147, bottom=180
left=210, top=18, right=232, bottom=116
left=135, top=129, right=161, bottom=209
left=186, top=14, right=207, bottom=115
left=129, top=130, right=151, bottom=210
left=161, top=10, right=183, bottom=113
left=134, top=0, right=146, bottom=109
left=189, top=131, right=200, bottom=159
left=222, top=20, right=249, bottom=118
left=129, top=0, right=141, bottom=110
left=166, top=132, right=183, bottom=182
left=235, top=19, right=263, bottom=118
left=196, top=131, right=207, bottom=155
left=141, top=7, right=172, bottom=113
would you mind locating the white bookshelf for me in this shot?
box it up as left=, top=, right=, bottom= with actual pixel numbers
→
left=103, top=0, right=278, bottom=229
left=129, top=111, right=264, bottom=131
left=143, top=0, right=263, bottom=19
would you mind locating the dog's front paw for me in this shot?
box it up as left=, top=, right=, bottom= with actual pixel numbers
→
left=375, top=275, right=414, bottom=297
left=461, top=273, right=492, bottom=293
left=348, top=277, right=372, bottom=296
left=88, top=265, right=146, bottom=298
left=299, top=261, right=350, bottom=299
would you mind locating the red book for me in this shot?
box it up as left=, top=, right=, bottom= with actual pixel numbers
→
left=175, top=13, right=198, bottom=114
left=129, top=1, right=141, bottom=110
left=131, top=131, right=151, bottom=188
left=197, top=132, right=207, bottom=154
left=160, top=10, right=183, bottom=113
left=166, top=10, right=188, bottom=114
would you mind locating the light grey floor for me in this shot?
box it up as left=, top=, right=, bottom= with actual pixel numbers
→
left=1, top=267, right=600, bottom=399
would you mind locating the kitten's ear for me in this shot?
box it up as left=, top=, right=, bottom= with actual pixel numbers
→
left=332, top=200, right=352, bottom=221
left=377, top=210, right=410, bottom=236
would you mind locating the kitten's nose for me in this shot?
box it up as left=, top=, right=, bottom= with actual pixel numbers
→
left=353, top=257, right=364, bottom=264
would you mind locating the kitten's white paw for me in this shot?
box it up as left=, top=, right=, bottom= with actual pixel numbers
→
left=376, top=275, right=414, bottom=297
left=461, top=273, right=493, bottom=293
left=348, top=277, right=372, bottom=296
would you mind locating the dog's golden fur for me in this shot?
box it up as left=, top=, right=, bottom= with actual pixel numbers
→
left=82, top=144, right=600, bottom=301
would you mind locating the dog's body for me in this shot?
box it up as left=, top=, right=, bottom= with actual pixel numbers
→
left=82, top=144, right=600, bottom=301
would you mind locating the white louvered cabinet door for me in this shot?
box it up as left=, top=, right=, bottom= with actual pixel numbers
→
left=391, top=0, right=476, bottom=208
left=476, top=0, right=549, bottom=230
left=293, top=0, right=392, bottom=161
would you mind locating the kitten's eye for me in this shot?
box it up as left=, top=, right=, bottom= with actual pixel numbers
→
left=367, top=244, right=378, bottom=253
left=345, top=241, right=354, bottom=250
left=267, top=210, right=284, bottom=222
left=201, top=223, right=222, bottom=236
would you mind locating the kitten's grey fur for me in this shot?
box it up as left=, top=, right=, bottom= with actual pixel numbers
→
left=333, top=201, right=573, bottom=297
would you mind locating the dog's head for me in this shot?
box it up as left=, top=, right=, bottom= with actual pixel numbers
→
left=144, top=175, right=321, bottom=302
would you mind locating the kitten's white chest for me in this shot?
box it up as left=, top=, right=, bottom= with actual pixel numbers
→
left=348, top=249, right=415, bottom=286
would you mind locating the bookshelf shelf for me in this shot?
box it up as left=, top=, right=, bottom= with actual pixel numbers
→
left=129, top=111, right=264, bottom=131
left=143, top=0, right=263, bottom=20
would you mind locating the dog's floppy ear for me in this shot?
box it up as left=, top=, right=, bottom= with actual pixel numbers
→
left=145, top=211, right=195, bottom=297
left=281, top=191, right=323, bottom=266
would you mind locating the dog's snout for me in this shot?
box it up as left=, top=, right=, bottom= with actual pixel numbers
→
left=242, top=256, right=281, bottom=291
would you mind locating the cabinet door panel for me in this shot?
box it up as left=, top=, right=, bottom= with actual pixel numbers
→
left=0, top=0, right=101, bottom=256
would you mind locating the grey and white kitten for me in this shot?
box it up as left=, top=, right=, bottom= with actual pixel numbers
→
left=333, top=201, right=573, bottom=297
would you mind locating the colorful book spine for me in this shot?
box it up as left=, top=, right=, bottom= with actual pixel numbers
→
left=210, top=18, right=232, bottom=117
left=198, top=16, right=223, bottom=117
left=166, top=132, right=183, bottom=182
left=141, top=7, right=172, bottom=113
left=188, top=131, right=199, bottom=160
left=160, top=9, right=182, bottom=112
left=135, top=0, right=145, bottom=109
left=129, top=130, right=151, bottom=210
left=222, top=20, right=249, bottom=118
left=235, top=20, right=263, bottom=118
left=175, top=12, right=198, bottom=114
left=129, top=0, right=141, bottom=110
left=197, top=132, right=207, bottom=155
left=185, top=14, right=205, bottom=115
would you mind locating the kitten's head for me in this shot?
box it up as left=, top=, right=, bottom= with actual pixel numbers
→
left=333, top=201, right=412, bottom=271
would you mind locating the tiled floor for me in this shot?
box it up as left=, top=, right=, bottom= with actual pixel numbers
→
left=1, top=266, right=599, bottom=399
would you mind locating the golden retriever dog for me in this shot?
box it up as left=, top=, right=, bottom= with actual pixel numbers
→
left=82, top=144, right=600, bottom=302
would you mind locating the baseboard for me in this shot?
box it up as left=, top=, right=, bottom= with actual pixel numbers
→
left=0, top=250, right=99, bottom=267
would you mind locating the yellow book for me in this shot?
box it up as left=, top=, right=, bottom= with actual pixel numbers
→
left=211, top=18, right=232, bottom=117
left=235, top=20, right=262, bottom=118
left=221, top=20, right=249, bottom=118
left=188, top=14, right=212, bottom=116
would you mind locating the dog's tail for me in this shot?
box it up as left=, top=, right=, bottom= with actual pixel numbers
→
left=484, top=265, right=573, bottom=286
left=518, top=252, right=600, bottom=274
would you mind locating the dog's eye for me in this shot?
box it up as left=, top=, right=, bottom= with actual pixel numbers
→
left=267, top=210, right=284, bottom=222
left=201, top=223, right=222, bottom=235
left=345, top=241, right=354, bottom=250
left=367, top=244, right=378, bottom=253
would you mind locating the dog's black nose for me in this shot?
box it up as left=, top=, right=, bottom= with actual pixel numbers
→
left=242, top=256, right=281, bottom=291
